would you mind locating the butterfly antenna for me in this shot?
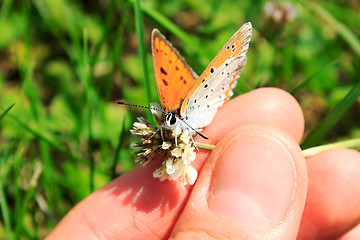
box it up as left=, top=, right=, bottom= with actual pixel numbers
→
left=117, top=101, right=166, bottom=113
left=180, top=119, right=209, bottom=140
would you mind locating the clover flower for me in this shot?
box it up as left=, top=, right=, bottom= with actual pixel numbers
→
left=130, top=117, right=198, bottom=186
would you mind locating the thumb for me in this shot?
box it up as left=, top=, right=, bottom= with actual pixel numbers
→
left=170, top=124, right=307, bottom=239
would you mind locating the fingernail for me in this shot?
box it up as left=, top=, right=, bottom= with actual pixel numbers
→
left=208, top=134, right=295, bottom=230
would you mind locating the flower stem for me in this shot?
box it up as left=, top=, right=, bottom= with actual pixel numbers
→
left=302, top=138, right=360, bottom=158
left=196, top=142, right=216, bottom=150
left=196, top=138, right=360, bottom=158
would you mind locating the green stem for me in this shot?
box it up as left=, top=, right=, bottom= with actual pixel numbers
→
left=196, top=142, right=216, bottom=151
left=197, top=138, right=360, bottom=158
left=302, top=138, right=360, bottom=158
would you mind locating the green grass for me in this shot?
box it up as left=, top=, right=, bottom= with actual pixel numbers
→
left=0, top=0, right=359, bottom=238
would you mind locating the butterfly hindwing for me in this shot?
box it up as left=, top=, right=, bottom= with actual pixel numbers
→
left=180, top=22, right=252, bottom=129
left=152, top=29, right=198, bottom=112
left=181, top=56, right=247, bottom=129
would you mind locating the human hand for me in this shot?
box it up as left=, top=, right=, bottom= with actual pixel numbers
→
left=46, top=88, right=360, bottom=240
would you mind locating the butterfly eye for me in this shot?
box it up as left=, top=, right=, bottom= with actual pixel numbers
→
left=166, top=112, right=177, bottom=126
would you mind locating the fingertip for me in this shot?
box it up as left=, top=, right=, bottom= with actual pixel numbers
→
left=171, top=124, right=307, bottom=239
left=204, top=88, right=304, bottom=144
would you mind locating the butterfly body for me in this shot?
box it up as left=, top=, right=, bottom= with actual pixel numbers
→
left=152, top=23, right=252, bottom=137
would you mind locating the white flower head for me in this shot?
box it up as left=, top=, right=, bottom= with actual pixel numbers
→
left=165, top=157, right=175, bottom=174
left=183, top=165, right=198, bottom=185
left=130, top=116, right=200, bottom=185
left=178, top=143, right=186, bottom=149
left=153, top=167, right=167, bottom=182
left=143, top=148, right=152, bottom=156
left=182, top=146, right=196, bottom=164
left=168, top=160, right=185, bottom=180
left=133, top=122, right=148, bottom=130
left=162, top=141, right=171, bottom=150
left=180, top=129, right=190, bottom=145
left=171, top=148, right=182, bottom=158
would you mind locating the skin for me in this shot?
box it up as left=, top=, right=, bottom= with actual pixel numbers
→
left=46, top=87, right=360, bottom=240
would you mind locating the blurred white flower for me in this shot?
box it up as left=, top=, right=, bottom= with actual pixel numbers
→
left=168, top=160, right=184, bottom=180
left=180, top=130, right=190, bottom=145
left=182, top=146, right=196, bottom=164
left=171, top=147, right=182, bottom=158
left=133, top=122, right=148, bottom=130
left=162, top=141, right=171, bottom=150
left=264, top=1, right=297, bottom=24
left=184, top=165, right=198, bottom=185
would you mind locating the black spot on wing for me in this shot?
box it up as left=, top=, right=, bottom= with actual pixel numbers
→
left=160, top=67, right=167, bottom=75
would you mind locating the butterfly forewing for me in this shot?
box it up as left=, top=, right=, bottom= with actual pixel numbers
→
left=180, top=22, right=252, bottom=117
left=152, top=29, right=198, bottom=112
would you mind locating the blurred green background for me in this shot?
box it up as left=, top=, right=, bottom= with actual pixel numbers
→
left=0, top=0, right=359, bottom=238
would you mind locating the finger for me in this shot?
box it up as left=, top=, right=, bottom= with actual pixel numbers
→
left=46, top=87, right=304, bottom=240
left=340, top=223, right=360, bottom=240
left=298, top=148, right=360, bottom=240
left=203, top=87, right=304, bottom=144
left=170, top=124, right=308, bottom=239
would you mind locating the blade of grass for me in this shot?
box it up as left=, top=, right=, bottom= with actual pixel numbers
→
left=133, top=0, right=153, bottom=121
left=303, top=138, right=360, bottom=158
left=301, top=81, right=360, bottom=148
left=111, top=119, right=125, bottom=178
left=33, top=1, right=79, bottom=66
left=128, top=0, right=212, bottom=62
left=7, top=113, right=109, bottom=177
left=290, top=60, right=339, bottom=94
left=0, top=178, right=14, bottom=240
left=6, top=113, right=85, bottom=165
left=0, top=0, right=13, bottom=22
left=0, top=103, right=16, bottom=121
left=0, top=146, right=15, bottom=240
left=89, top=0, right=116, bottom=69
left=20, top=0, right=60, bottom=225
left=305, top=2, right=360, bottom=57
left=81, top=28, right=95, bottom=192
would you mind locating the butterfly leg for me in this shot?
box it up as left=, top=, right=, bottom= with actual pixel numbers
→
left=160, top=127, right=164, bottom=141
left=149, top=122, right=165, bottom=140
left=189, top=131, right=200, bottom=152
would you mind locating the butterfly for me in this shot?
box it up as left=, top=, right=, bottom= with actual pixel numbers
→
left=151, top=22, right=252, bottom=138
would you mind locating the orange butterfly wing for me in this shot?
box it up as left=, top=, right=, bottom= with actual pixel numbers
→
left=180, top=22, right=252, bottom=115
left=152, top=29, right=198, bottom=113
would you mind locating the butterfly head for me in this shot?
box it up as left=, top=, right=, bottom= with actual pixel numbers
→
left=164, top=112, right=178, bottom=129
